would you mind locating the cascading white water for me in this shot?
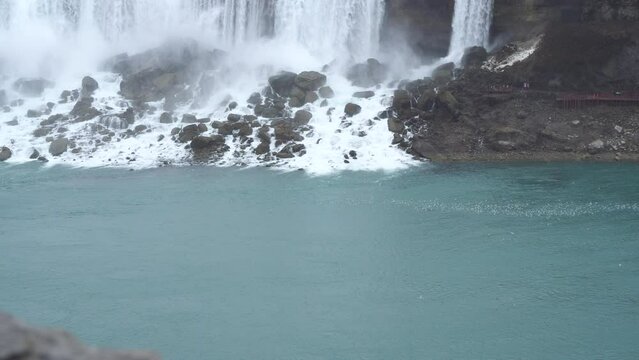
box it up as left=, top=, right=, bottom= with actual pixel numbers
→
left=0, top=0, right=415, bottom=175
left=449, top=0, right=495, bottom=59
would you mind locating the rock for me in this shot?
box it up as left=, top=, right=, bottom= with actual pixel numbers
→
left=614, top=125, right=623, bottom=133
left=120, top=68, right=181, bottom=102
left=353, top=91, right=375, bottom=99
left=237, top=122, right=253, bottom=137
left=294, top=71, right=327, bottom=91
left=0, top=146, right=12, bottom=161
left=70, top=97, right=101, bottom=121
left=182, top=114, right=198, bottom=123
left=190, top=135, right=226, bottom=150
left=461, top=46, right=488, bottom=69
left=346, top=58, right=388, bottom=87
left=273, top=121, right=304, bottom=142
left=294, top=110, right=313, bottom=125
left=178, top=124, right=203, bottom=143
left=49, top=138, right=70, bottom=156
left=588, top=139, right=606, bottom=154
left=437, top=91, right=460, bottom=116
left=257, top=126, right=271, bottom=144
left=26, top=109, right=43, bottom=118
left=416, top=89, right=436, bottom=111
left=30, top=149, right=40, bottom=159
left=255, top=142, right=270, bottom=155
left=387, top=117, right=405, bottom=134
left=392, top=90, right=413, bottom=119
left=344, top=103, right=362, bottom=117
left=227, top=101, right=238, bottom=111
left=119, top=108, right=136, bottom=125
left=487, top=127, right=536, bottom=151
left=81, top=76, right=99, bottom=98
left=227, top=113, right=242, bottom=122
left=33, top=127, right=52, bottom=138
left=134, top=125, right=148, bottom=133
left=160, top=112, right=173, bottom=123
left=268, top=71, right=297, bottom=97
left=13, top=78, right=53, bottom=97
left=318, top=86, right=335, bottom=99
left=6, top=118, right=18, bottom=126
left=0, top=312, right=159, bottom=360
left=432, top=62, right=454, bottom=85
left=305, top=91, right=319, bottom=104
left=247, top=92, right=262, bottom=105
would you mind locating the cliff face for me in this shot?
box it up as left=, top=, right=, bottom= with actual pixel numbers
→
left=381, top=0, right=454, bottom=59
left=383, top=0, right=639, bottom=57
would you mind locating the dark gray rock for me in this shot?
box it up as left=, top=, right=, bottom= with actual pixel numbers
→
left=81, top=76, right=99, bottom=98
left=387, top=117, right=405, bottom=134
left=268, top=71, right=297, bottom=97
left=33, top=127, right=52, bottom=138
left=318, top=86, right=335, bottom=99
left=30, top=149, right=40, bottom=160
left=294, top=110, right=313, bottom=125
left=70, top=97, right=101, bottom=122
left=461, top=46, right=488, bottom=69
left=178, top=124, right=203, bottom=143
left=190, top=135, right=226, bottom=150
left=182, top=114, right=198, bottom=123
left=26, top=109, right=43, bottom=118
left=353, top=91, right=375, bottom=99
left=159, top=112, right=173, bottom=124
left=0, top=146, right=11, bottom=161
left=294, top=71, right=327, bottom=91
left=49, top=138, right=69, bottom=156
left=247, top=92, right=262, bottom=106
left=255, top=141, right=270, bottom=155
left=344, top=103, right=362, bottom=117
left=432, top=62, right=455, bottom=85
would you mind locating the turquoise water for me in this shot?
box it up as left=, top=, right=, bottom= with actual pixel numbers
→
left=1, top=163, right=638, bottom=359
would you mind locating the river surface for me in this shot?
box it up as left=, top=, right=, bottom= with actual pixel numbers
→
left=1, top=163, right=638, bottom=359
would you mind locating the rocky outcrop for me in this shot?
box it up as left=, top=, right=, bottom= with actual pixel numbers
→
left=0, top=312, right=159, bottom=360
left=12, top=78, right=54, bottom=97
left=0, top=146, right=12, bottom=161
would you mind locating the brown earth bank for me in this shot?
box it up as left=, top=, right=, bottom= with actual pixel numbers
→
left=0, top=312, right=159, bottom=360
left=383, top=19, right=639, bottom=162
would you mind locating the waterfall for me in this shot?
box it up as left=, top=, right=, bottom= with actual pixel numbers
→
left=449, top=0, right=494, bottom=58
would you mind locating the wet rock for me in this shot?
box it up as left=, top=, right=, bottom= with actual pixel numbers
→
left=347, top=58, right=388, bottom=87
left=29, top=149, right=40, bottom=160
left=120, top=68, right=181, bottom=102
left=432, top=62, right=455, bottom=85
left=182, top=114, right=198, bottom=123
left=178, top=124, right=203, bottom=143
left=26, top=109, right=43, bottom=118
left=13, top=78, right=53, bottom=97
left=70, top=97, right=101, bottom=121
left=134, top=125, right=148, bottom=133
left=49, top=138, right=70, bottom=156
left=353, top=91, right=375, bottom=99
left=227, top=101, right=238, bottom=111
left=461, top=46, right=488, bottom=69
left=227, top=113, right=242, bottom=122
left=344, top=103, right=362, bottom=117
left=273, top=120, right=304, bottom=143
left=437, top=91, right=460, bottom=116
left=119, top=108, right=136, bottom=125
left=0, top=147, right=12, bottom=161
left=6, top=118, right=18, bottom=126
left=268, top=71, right=297, bottom=97
left=416, top=89, right=436, bottom=111
left=190, top=135, right=226, bottom=150
left=160, top=112, right=173, bottom=124
left=294, top=71, right=327, bottom=91
left=255, top=141, right=270, bottom=155
left=294, top=110, right=313, bottom=125
left=387, top=117, right=405, bottom=134
left=257, top=126, right=271, bottom=144
left=392, top=90, right=413, bottom=119
left=318, top=86, right=335, bottom=99
left=305, top=91, right=319, bottom=104
left=247, top=92, right=263, bottom=106
left=33, top=127, right=52, bottom=138
left=81, top=76, right=99, bottom=98
left=237, top=122, right=253, bottom=137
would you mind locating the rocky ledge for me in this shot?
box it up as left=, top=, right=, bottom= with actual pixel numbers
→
left=0, top=312, right=159, bottom=360
left=384, top=22, right=639, bottom=162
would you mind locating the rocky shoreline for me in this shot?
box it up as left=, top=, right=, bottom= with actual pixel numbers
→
left=0, top=312, right=158, bottom=360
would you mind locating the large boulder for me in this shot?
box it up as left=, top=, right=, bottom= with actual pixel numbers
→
left=81, top=76, right=99, bottom=98
left=392, top=90, right=413, bottom=119
left=190, top=135, right=226, bottom=150
left=461, top=46, right=488, bottom=69
left=0, top=146, right=12, bottom=161
left=344, top=103, right=362, bottom=117
left=70, top=97, right=101, bottom=122
left=294, top=71, right=327, bottom=91
left=49, top=138, right=70, bottom=156
left=12, top=78, right=53, bottom=97
left=178, top=124, right=204, bottom=143
left=432, top=62, right=455, bottom=85
left=268, top=71, right=297, bottom=97
left=0, top=312, right=159, bottom=360
left=120, top=68, right=183, bottom=102
left=346, top=58, right=388, bottom=87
